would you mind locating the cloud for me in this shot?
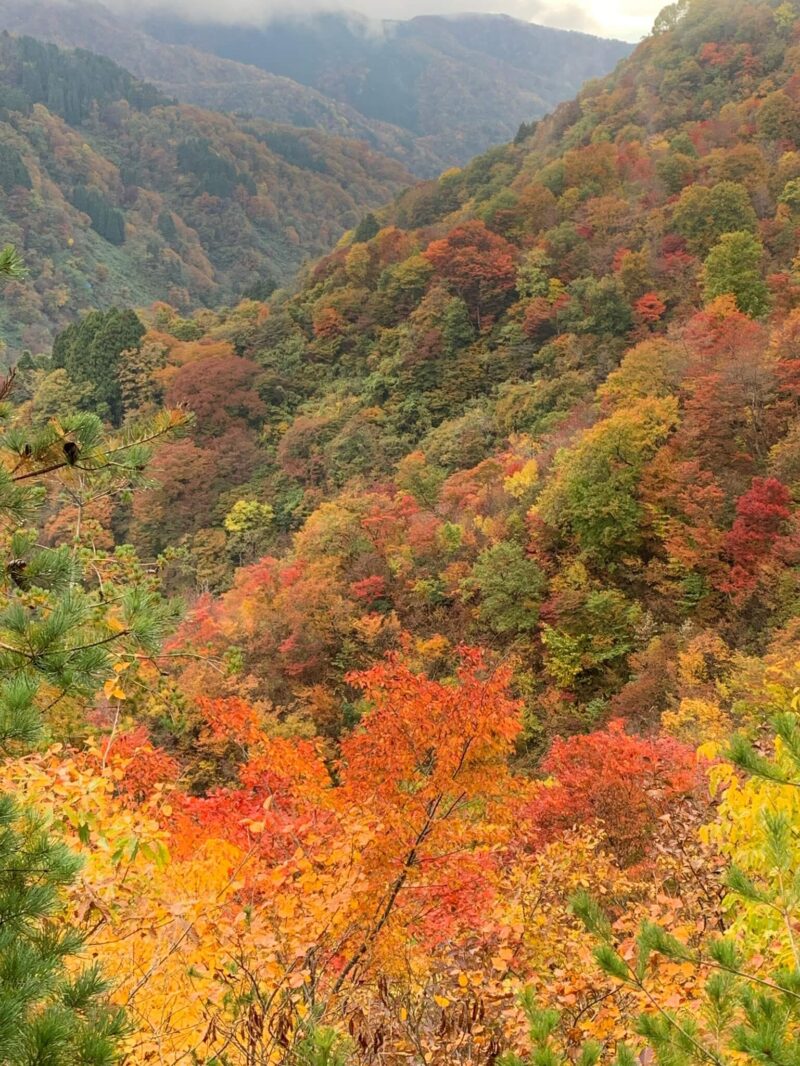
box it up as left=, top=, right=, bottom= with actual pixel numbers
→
left=97, top=0, right=663, bottom=41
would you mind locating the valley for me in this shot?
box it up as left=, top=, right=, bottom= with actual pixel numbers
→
left=1, top=1, right=799, bottom=1063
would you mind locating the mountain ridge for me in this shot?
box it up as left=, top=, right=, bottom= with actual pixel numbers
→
left=143, top=8, right=633, bottom=167
left=0, top=0, right=444, bottom=174
left=0, top=30, right=413, bottom=352
left=6, top=1, right=800, bottom=1062
left=0, top=0, right=633, bottom=174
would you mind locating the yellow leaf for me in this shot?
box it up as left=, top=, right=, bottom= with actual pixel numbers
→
left=697, top=740, right=720, bottom=761
left=276, top=897, right=295, bottom=919
left=103, top=679, right=126, bottom=700
left=458, top=973, right=469, bottom=988
left=434, top=995, right=450, bottom=1009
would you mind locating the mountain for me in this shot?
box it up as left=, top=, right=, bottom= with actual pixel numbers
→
left=142, top=10, right=634, bottom=169
left=0, top=0, right=443, bottom=175
left=41, top=0, right=800, bottom=732
left=7, top=0, right=800, bottom=1062
left=0, top=32, right=412, bottom=353
left=0, top=0, right=632, bottom=175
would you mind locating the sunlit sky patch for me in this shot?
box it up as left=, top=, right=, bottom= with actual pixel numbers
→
left=100, top=0, right=668, bottom=42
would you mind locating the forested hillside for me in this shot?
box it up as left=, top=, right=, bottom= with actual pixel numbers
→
left=143, top=10, right=633, bottom=170
left=0, top=0, right=445, bottom=175
left=0, top=33, right=410, bottom=352
left=5, top=0, right=800, bottom=1063
left=0, top=0, right=632, bottom=175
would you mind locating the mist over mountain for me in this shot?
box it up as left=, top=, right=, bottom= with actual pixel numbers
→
left=21, top=0, right=660, bottom=39
left=142, top=9, right=633, bottom=166
left=0, top=0, right=632, bottom=172
left=0, top=31, right=412, bottom=351
left=4, top=1, right=800, bottom=1064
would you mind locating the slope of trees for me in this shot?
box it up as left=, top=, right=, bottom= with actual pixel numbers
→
left=142, top=9, right=632, bottom=171
left=0, top=0, right=450, bottom=176
left=5, top=0, right=800, bottom=1061
left=0, top=33, right=411, bottom=352
left=0, top=244, right=188, bottom=1064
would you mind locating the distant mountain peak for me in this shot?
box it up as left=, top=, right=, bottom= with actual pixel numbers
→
left=0, top=0, right=631, bottom=174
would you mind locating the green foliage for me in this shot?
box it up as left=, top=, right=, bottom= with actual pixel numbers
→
left=176, top=137, right=256, bottom=198
left=70, top=186, right=125, bottom=246
left=0, top=246, right=26, bottom=281
left=702, top=231, right=771, bottom=317
left=779, top=177, right=800, bottom=211
left=117, top=341, right=167, bottom=418
left=536, top=399, right=678, bottom=564
left=292, top=1020, right=351, bottom=1066
left=0, top=545, right=166, bottom=1051
left=463, top=541, right=546, bottom=636
left=562, top=275, right=632, bottom=336
left=52, top=309, right=145, bottom=425
left=261, top=129, right=331, bottom=174
left=0, top=413, right=181, bottom=708
left=421, top=407, right=493, bottom=472
left=541, top=586, right=642, bottom=691
left=157, top=209, right=178, bottom=242
left=18, top=369, right=92, bottom=424
left=378, top=254, right=434, bottom=311
left=0, top=33, right=166, bottom=125
left=0, top=796, right=127, bottom=1065
left=395, top=452, right=445, bottom=508
left=0, top=144, right=31, bottom=194
left=497, top=987, right=623, bottom=1066
left=672, top=181, right=758, bottom=253
left=243, top=277, right=278, bottom=303
left=0, top=253, right=185, bottom=1061
left=353, top=213, right=381, bottom=244
left=516, top=247, right=553, bottom=299
left=757, top=89, right=800, bottom=142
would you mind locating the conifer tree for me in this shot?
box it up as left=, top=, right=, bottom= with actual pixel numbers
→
left=0, top=246, right=185, bottom=1064
left=52, top=308, right=145, bottom=425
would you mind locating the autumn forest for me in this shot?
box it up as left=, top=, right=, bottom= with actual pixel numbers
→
left=2, top=0, right=800, bottom=1062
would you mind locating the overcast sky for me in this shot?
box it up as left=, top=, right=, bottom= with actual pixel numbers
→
left=107, top=0, right=666, bottom=42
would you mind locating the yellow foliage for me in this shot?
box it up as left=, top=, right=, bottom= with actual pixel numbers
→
left=503, top=457, right=539, bottom=499
left=661, top=696, right=731, bottom=743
